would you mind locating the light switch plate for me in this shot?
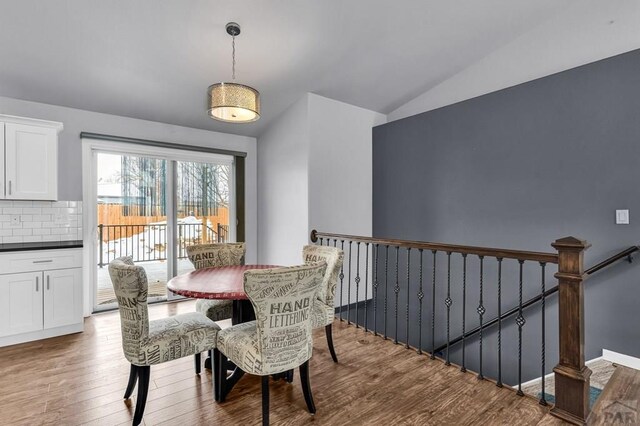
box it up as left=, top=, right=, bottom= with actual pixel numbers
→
left=616, top=209, right=629, bottom=225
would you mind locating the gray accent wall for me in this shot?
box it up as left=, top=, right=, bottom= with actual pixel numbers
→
left=373, top=48, right=640, bottom=381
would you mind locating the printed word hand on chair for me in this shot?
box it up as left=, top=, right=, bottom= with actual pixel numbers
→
left=109, top=257, right=220, bottom=426
left=303, top=245, right=344, bottom=362
left=215, top=262, right=328, bottom=426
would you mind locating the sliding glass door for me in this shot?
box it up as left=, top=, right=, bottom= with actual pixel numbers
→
left=175, top=160, right=232, bottom=277
left=89, top=144, right=234, bottom=312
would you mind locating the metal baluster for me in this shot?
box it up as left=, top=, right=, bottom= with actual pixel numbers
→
left=497, top=258, right=503, bottom=387
left=333, top=239, right=337, bottom=247
left=477, top=255, right=485, bottom=380
left=431, top=250, right=437, bottom=359
left=339, top=240, right=345, bottom=321
left=364, top=243, right=369, bottom=332
left=394, top=246, right=400, bottom=344
left=319, top=237, right=323, bottom=245
left=373, top=244, right=379, bottom=336
left=355, top=242, right=361, bottom=328
left=405, top=248, right=411, bottom=349
left=539, top=262, right=548, bottom=406
left=417, top=249, right=424, bottom=354
left=384, top=245, right=389, bottom=340
left=461, top=254, right=467, bottom=372
left=151, top=223, right=155, bottom=262
left=516, top=260, right=526, bottom=396
left=445, top=252, right=452, bottom=365
left=139, top=225, right=142, bottom=262
left=347, top=241, right=353, bottom=325
left=106, top=227, right=110, bottom=264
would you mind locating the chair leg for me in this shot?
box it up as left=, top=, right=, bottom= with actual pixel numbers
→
left=299, top=360, right=316, bottom=415
left=205, top=348, right=213, bottom=370
left=216, top=349, right=228, bottom=402
left=194, top=352, right=201, bottom=375
left=132, top=366, right=150, bottom=426
left=213, top=349, right=220, bottom=402
left=325, top=324, right=338, bottom=363
left=124, top=364, right=138, bottom=399
left=285, top=369, right=294, bottom=383
left=262, top=376, right=270, bottom=426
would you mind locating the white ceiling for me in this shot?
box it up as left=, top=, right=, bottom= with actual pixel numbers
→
left=0, top=0, right=595, bottom=137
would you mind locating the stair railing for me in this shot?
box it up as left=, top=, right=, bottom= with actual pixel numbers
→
left=310, top=229, right=596, bottom=425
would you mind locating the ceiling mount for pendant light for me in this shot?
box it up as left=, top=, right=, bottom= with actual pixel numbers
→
left=207, top=22, right=260, bottom=123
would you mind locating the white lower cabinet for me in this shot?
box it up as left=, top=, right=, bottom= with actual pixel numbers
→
left=0, top=249, right=83, bottom=346
left=44, top=268, right=83, bottom=329
left=0, top=272, right=43, bottom=336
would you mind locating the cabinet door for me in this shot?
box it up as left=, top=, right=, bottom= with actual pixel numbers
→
left=5, top=123, right=57, bottom=200
left=44, top=268, right=82, bottom=329
left=0, top=272, right=43, bottom=337
left=0, top=122, right=4, bottom=199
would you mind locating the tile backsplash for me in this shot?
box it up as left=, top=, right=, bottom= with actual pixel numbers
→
left=0, top=200, right=82, bottom=244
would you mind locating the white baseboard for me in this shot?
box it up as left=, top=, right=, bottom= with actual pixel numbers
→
left=0, top=322, right=84, bottom=348
left=520, top=371, right=554, bottom=388
left=519, top=356, right=605, bottom=388
left=603, top=349, right=640, bottom=370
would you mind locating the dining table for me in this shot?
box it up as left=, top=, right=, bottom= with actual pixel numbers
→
left=167, top=264, right=279, bottom=324
left=167, top=264, right=282, bottom=400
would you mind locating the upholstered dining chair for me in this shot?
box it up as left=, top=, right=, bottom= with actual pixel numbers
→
left=302, top=245, right=344, bottom=362
left=109, top=257, right=220, bottom=426
left=186, top=242, right=246, bottom=322
left=215, top=262, right=328, bottom=426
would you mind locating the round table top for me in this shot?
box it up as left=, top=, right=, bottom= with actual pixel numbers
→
left=167, top=264, right=279, bottom=300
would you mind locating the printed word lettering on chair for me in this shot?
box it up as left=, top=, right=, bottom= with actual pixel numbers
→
left=109, top=257, right=220, bottom=426
left=303, top=245, right=344, bottom=362
left=215, top=262, right=327, bottom=425
left=186, top=243, right=246, bottom=322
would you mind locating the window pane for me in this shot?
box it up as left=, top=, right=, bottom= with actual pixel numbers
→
left=96, top=153, right=168, bottom=308
left=176, top=160, right=232, bottom=275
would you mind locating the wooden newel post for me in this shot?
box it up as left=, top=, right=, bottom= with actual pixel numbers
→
left=550, top=236, right=592, bottom=425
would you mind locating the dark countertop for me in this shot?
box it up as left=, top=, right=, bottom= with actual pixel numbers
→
left=0, top=240, right=83, bottom=253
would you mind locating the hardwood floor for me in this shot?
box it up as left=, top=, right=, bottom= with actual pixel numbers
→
left=0, top=300, right=562, bottom=425
left=589, top=365, right=640, bottom=425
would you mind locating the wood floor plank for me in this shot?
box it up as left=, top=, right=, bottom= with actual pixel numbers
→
left=589, top=365, right=640, bottom=425
left=0, top=300, right=556, bottom=425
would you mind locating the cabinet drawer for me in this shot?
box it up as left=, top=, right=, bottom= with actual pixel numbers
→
left=0, top=249, right=82, bottom=274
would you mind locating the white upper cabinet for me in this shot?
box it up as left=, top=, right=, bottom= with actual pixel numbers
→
left=0, top=115, right=63, bottom=201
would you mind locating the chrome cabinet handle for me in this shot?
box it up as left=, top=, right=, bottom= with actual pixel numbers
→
left=47, top=275, right=50, bottom=290
left=8, top=181, right=11, bottom=195
left=33, top=260, right=53, bottom=264
left=36, top=276, right=39, bottom=292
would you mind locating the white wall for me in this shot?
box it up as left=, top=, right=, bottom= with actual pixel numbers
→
left=257, top=93, right=386, bottom=308
left=257, top=95, right=310, bottom=266
left=308, top=94, right=385, bottom=309
left=308, top=94, right=386, bottom=236
left=0, top=95, right=258, bottom=262
left=388, top=0, right=640, bottom=122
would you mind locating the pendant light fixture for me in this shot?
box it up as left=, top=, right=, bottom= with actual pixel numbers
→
left=207, top=22, right=260, bottom=123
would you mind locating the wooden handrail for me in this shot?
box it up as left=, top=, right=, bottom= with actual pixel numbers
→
left=585, top=245, right=639, bottom=275
left=311, top=230, right=559, bottom=264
